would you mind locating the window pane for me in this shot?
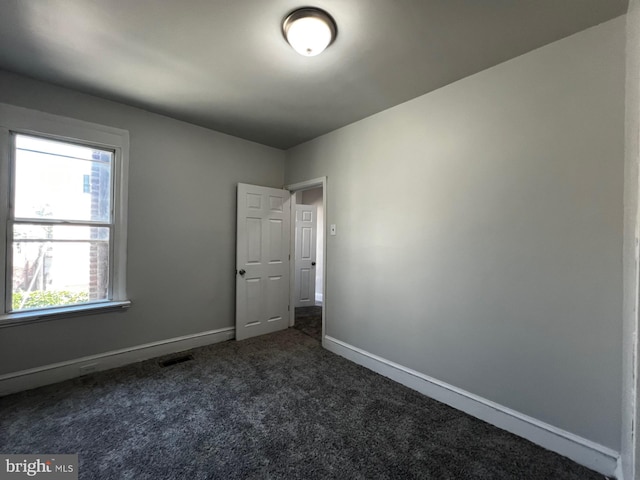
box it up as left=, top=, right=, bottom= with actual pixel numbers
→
left=14, top=224, right=110, bottom=241
left=13, top=134, right=112, bottom=222
left=11, top=239, right=110, bottom=312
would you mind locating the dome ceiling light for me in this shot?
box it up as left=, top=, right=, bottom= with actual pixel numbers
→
left=282, top=7, right=337, bottom=57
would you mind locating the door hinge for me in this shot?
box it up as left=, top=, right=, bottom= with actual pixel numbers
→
left=288, top=305, right=290, bottom=311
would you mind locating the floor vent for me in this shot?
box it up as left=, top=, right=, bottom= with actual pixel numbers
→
left=159, top=354, right=194, bottom=368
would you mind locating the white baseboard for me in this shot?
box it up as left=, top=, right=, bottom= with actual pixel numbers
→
left=0, top=327, right=235, bottom=397
left=615, top=457, right=624, bottom=480
left=323, top=335, right=620, bottom=478
left=315, top=292, right=323, bottom=304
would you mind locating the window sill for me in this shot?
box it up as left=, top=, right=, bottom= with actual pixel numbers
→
left=0, top=300, right=131, bottom=328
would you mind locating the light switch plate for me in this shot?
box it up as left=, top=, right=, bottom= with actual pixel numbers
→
left=330, top=224, right=336, bottom=236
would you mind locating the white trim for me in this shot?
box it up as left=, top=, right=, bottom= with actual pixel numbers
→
left=0, top=103, right=129, bottom=146
left=0, top=128, right=9, bottom=317
left=324, top=335, right=620, bottom=477
left=112, top=131, right=130, bottom=302
left=315, top=293, right=323, bottom=304
left=288, top=191, right=299, bottom=327
left=285, top=176, right=327, bottom=342
left=0, top=327, right=235, bottom=397
left=0, top=300, right=131, bottom=327
left=286, top=177, right=326, bottom=192
left=616, top=457, right=624, bottom=480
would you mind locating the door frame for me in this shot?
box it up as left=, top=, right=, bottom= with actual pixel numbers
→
left=285, top=176, right=327, bottom=344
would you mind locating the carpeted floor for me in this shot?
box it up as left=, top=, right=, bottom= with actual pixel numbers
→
left=293, top=306, right=322, bottom=341
left=0, top=329, right=608, bottom=480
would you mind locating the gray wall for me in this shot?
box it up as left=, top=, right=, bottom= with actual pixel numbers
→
left=623, top=1, right=640, bottom=477
left=0, top=70, right=285, bottom=374
left=286, top=18, right=625, bottom=449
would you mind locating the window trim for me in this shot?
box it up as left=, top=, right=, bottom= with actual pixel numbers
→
left=0, top=103, right=130, bottom=326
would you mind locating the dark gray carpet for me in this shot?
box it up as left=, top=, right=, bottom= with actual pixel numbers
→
left=294, top=306, right=322, bottom=341
left=0, top=329, right=608, bottom=480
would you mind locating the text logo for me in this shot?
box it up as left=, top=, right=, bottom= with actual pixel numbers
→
left=0, top=455, right=77, bottom=480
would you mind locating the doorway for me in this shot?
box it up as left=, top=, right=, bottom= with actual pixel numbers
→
left=286, top=177, right=327, bottom=344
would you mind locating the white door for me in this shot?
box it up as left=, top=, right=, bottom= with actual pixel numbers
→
left=294, top=204, right=317, bottom=308
left=236, top=183, right=290, bottom=341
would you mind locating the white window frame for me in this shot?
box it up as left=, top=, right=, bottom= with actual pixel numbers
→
left=0, top=103, right=130, bottom=326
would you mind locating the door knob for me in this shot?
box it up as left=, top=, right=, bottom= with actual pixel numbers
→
left=239, top=269, right=246, bottom=276
left=311, top=262, right=316, bottom=266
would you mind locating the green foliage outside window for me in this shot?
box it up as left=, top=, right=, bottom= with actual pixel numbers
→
left=12, top=290, right=89, bottom=311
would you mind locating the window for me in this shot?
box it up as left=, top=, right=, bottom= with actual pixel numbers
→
left=0, top=104, right=130, bottom=323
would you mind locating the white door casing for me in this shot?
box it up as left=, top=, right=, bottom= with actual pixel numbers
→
left=236, top=183, right=290, bottom=341
left=294, top=204, right=317, bottom=308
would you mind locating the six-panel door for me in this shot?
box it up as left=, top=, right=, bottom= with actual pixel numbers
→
left=236, top=183, right=290, bottom=341
left=294, top=204, right=317, bottom=307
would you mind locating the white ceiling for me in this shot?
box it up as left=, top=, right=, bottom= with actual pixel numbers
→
left=0, top=0, right=628, bottom=149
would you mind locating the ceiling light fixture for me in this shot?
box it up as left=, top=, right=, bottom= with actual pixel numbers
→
left=282, top=7, right=337, bottom=57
